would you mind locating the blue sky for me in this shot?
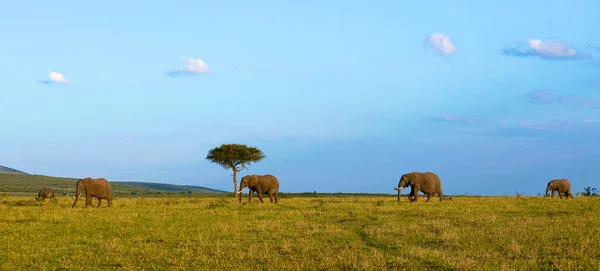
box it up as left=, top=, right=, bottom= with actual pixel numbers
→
left=1, top=0, right=599, bottom=195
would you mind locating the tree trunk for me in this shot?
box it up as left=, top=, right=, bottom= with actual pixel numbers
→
left=232, top=169, right=238, bottom=197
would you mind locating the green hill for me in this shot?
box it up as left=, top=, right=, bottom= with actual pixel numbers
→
left=0, top=166, right=27, bottom=175
left=0, top=172, right=226, bottom=196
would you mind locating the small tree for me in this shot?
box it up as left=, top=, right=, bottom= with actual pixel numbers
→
left=580, top=186, right=599, bottom=197
left=206, top=143, right=266, bottom=196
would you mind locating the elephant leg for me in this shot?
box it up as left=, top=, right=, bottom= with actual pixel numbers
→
left=107, top=197, right=113, bottom=207
left=558, top=191, right=563, bottom=199
left=256, top=189, right=265, bottom=203
left=409, top=191, right=416, bottom=202
left=85, top=194, right=92, bottom=208
left=248, top=190, right=253, bottom=202
left=268, top=192, right=274, bottom=203
left=97, top=198, right=102, bottom=207
left=275, top=192, right=279, bottom=204
left=551, top=190, right=555, bottom=198
left=438, top=191, right=443, bottom=202
left=425, top=193, right=432, bottom=202
left=567, top=190, right=573, bottom=199
left=411, top=186, right=419, bottom=202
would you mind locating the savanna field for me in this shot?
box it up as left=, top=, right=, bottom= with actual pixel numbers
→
left=1, top=194, right=599, bottom=271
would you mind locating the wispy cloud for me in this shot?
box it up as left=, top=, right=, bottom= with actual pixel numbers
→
left=37, top=71, right=69, bottom=85
left=527, top=90, right=555, bottom=104
left=526, top=90, right=600, bottom=108
left=431, top=115, right=481, bottom=124
left=514, top=120, right=596, bottom=130
left=588, top=42, right=600, bottom=52
left=501, top=39, right=591, bottom=60
left=488, top=119, right=600, bottom=139
left=425, top=33, right=457, bottom=56
left=500, top=119, right=600, bottom=133
left=166, top=57, right=211, bottom=77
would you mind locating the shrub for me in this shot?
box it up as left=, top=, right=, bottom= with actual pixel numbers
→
left=578, top=186, right=599, bottom=197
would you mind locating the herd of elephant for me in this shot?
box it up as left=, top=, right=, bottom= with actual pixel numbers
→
left=34, top=172, right=575, bottom=207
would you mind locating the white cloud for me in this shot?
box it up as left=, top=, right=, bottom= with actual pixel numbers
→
left=48, top=71, right=69, bottom=84
left=528, top=39, right=577, bottom=58
left=167, top=57, right=211, bottom=77
left=184, top=58, right=210, bottom=74
left=426, top=33, right=457, bottom=56
left=37, top=71, right=69, bottom=85
left=502, top=39, right=590, bottom=60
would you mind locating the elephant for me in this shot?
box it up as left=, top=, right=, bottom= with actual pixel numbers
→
left=546, top=179, right=573, bottom=199
left=71, top=177, right=113, bottom=208
left=237, top=174, right=280, bottom=204
left=393, top=172, right=444, bottom=202
left=35, top=188, right=56, bottom=201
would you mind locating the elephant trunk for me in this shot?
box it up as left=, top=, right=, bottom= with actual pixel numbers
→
left=545, top=186, right=551, bottom=197
left=72, top=185, right=82, bottom=208
left=394, top=186, right=402, bottom=202
left=237, top=185, right=245, bottom=203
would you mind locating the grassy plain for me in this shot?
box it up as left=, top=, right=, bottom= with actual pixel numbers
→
left=0, top=194, right=599, bottom=270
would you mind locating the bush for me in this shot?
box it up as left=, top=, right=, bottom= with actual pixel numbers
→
left=578, top=186, right=599, bottom=197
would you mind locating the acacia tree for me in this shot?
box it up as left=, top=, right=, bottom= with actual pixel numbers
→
left=206, top=143, right=266, bottom=196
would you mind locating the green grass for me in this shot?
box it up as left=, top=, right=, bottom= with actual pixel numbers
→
left=0, top=172, right=225, bottom=196
left=1, top=194, right=598, bottom=270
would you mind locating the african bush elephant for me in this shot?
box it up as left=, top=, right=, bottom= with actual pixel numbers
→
left=546, top=179, right=573, bottom=199
left=393, top=172, right=444, bottom=202
left=71, top=177, right=113, bottom=208
left=36, top=188, right=56, bottom=201
left=237, top=174, right=280, bottom=204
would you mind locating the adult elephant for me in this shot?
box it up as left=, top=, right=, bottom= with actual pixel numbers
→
left=546, top=179, right=573, bottom=199
left=71, top=177, right=113, bottom=208
left=36, top=188, right=56, bottom=201
left=237, top=174, right=280, bottom=204
left=393, top=172, right=444, bottom=202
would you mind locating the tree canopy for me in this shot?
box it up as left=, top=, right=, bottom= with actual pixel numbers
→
left=206, top=144, right=265, bottom=171
left=206, top=143, right=266, bottom=195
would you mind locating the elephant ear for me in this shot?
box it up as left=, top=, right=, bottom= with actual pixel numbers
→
left=408, top=173, right=419, bottom=186
left=248, top=175, right=258, bottom=186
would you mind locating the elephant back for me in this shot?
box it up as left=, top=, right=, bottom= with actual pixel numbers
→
left=39, top=188, right=54, bottom=197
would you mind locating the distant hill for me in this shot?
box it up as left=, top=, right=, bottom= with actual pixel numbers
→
left=0, top=166, right=27, bottom=175
left=0, top=172, right=226, bottom=196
